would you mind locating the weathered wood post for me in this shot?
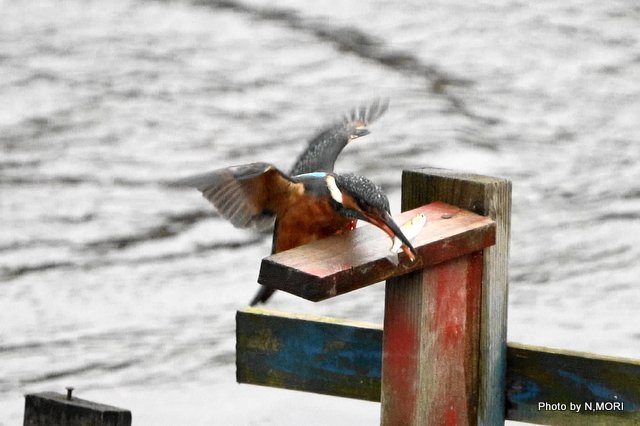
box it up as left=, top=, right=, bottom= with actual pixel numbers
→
left=24, top=389, right=131, bottom=426
left=238, top=167, right=507, bottom=425
left=234, top=168, right=640, bottom=425
left=381, top=168, right=511, bottom=425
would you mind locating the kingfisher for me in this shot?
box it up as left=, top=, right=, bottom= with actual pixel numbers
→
left=179, top=100, right=417, bottom=305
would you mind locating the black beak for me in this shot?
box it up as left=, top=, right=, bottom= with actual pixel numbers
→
left=366, top=210, right=418, bottom=261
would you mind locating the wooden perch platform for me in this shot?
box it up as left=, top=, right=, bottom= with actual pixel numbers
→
left=258, top=201, right=496, bottom=302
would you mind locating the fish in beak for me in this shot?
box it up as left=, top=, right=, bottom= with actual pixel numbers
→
left=364, top=209, right=418, bottom=262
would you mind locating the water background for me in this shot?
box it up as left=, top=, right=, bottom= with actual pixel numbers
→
left=1, top=0, right=639, bottom=424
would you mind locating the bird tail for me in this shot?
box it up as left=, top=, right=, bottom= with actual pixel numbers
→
left=249, top=285, right=276, bottom=306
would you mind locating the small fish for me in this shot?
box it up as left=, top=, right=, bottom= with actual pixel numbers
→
left=386, top=213, right=427, bottom=266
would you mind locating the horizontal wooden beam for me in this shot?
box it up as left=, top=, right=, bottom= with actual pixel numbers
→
left=257, top=202, right=495, bottom=301
left=507, top=342, right=640, bottom=425
left=236, top=309, right=640, bottom=424
left=236, top=307, right=382, bottom=401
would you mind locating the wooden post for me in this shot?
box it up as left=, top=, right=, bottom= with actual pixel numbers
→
left=382, top=251, right=484, bottom=425
left=383, top=168, right=511, bottom=425
left=251, top=168, right=503, bottom=425
left=24, top=391, right=131, bottom=426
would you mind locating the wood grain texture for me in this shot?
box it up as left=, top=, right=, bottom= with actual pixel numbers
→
left=23, top=392, right=131, bottom=426
left=507, top=343, right=640, bottom=425
left=236, top=307, right=383, bottom=401
left=258, top=201, right=495, bottom=301
left=402, top=168, right=511, bottom=425
left=236, top=310, right=640, bottom=424
left=381, top=252, right=484, bottom=426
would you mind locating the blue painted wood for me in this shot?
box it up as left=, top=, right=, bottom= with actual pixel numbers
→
left=236, top=309, right=640, bottom=424
left=507, top=343, right=640, bottom=425
left=236, top=307, right=382, bottom=401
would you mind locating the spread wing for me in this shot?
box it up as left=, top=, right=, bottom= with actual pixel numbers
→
left=176, top=162, right=298, bottom=230
left=290, top=98, right=389, bottom=175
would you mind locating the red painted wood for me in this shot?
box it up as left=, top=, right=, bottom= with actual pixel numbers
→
left=258, top=202, right=495, bottom=302
left=381, top=251, right=483, bottom=425
left=380, top=273, right=421, bottom=424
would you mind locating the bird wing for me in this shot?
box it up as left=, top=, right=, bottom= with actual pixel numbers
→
left=290, top=98, right=389, bottom=175
left=177, top=162, right=298, bottom=230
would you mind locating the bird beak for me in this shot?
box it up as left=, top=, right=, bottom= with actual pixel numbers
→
left=365, top=210, right=418, bottom=262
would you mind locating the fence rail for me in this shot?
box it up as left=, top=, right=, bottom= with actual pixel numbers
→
left=237, top=307, right=640, bottom=425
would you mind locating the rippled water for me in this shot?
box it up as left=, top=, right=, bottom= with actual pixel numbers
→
left=1, top=0, right=639, bottom=424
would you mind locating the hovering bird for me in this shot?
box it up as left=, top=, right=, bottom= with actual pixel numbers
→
left=179, top=100, right=416, bottom=305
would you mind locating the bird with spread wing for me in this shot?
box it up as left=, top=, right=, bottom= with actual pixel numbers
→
left=178, top=99, right=416, bottom=305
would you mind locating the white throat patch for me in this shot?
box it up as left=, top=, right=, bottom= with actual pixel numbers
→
left=325, top=175, right=343, bottom=204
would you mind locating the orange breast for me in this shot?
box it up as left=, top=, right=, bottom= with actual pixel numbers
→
left=274, top=196, right=356, bottom=253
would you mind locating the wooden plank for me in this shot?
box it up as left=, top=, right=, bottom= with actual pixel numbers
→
left=236, top=310, right=640, bottom=424
left=236, top=307, right=383, bottom=401
left=258, top=201, right=495, bottom=301
left=402, top=168, right=511, bottom=425
left=381, top=251, right=483, bottom=425
left=23, top=392, right=131, bottom=426
left=507, top=342, right=640, bottom=425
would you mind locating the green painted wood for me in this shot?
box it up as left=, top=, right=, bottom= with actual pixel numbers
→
left=507, top=342, right=640, bottom=425
left=236, top=307, right=383, bottom=401
left=236, top=309, right=640, bottom=424
left=402, top=168, right=511, bottom=426
left=23, top=392, right=131, bottom=426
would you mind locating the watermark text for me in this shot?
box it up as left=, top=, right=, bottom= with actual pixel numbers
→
left=538, top=401, right=625, bottom=413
